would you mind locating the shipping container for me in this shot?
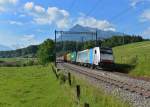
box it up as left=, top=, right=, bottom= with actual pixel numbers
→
left=76, top=49, right=90, bottom=64
left=63, top=53, right=67, bottom=62
left=70, top=51, right=77, bottom=63
left=67, top=53, right=71, bottom=62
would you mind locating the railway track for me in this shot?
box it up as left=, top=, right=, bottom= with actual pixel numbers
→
left=60, top=62, right=150, bottom=99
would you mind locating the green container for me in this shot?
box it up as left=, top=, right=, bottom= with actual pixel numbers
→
left=70, top=52, right=77, bottom=62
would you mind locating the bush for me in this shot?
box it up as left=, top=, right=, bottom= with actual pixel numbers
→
left=128, top=56, right=138, bottom=65
left=26, top=60, right=34, bottom=66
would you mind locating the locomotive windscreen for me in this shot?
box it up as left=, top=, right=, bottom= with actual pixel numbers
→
left=100, top=48, right=113, bottom=54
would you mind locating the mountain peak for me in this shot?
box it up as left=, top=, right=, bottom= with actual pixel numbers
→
left=70, top=24, right=85, bottom=31
left=74, top=24, right=82, bottom=28
left=60, top=24, right=124, bottom=41
left=70, top=24, right=103, bottom=32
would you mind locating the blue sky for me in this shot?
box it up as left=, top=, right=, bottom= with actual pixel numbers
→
left=0, top=0, right=150, bottom=49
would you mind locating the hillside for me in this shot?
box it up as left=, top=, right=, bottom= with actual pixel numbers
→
left=0, top=45, right=38, bottom=58
left=113, top=41, right=150, bottom=77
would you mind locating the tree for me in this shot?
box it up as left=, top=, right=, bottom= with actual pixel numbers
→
left=83, top=41, right=95, bottom=49
left=37, top=39, right=55, bottom=65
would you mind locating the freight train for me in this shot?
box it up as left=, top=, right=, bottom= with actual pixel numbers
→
left=63, top=47, right=114, bottom=70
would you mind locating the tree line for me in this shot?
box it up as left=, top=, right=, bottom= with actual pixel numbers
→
left=56, top=35, right=144, bottom=56
left=0, top=35, right=147, bottom=65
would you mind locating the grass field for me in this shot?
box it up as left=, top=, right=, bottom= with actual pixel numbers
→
left=0, top=65, right=129, bottom=107
left=0, top=58, right=38, bottom=67
left=113, top=41, right=150, bottom=77
left=0, top=58, right=37, bottom=62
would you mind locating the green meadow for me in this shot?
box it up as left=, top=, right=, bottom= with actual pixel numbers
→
left=0, top=65, right=129, bottom=107
left=113, top=41, right=150, bottom=77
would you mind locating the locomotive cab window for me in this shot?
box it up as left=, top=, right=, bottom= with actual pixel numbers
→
left=95, top=50, right=97, bottom=54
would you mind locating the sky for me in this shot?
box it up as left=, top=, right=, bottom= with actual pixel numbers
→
left=0, top=0, right=150, bottom=49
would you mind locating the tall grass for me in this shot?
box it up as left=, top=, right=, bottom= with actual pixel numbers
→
left=70, top=73, right=130, bottom=107
left=0, top=65, right=130, bottom=107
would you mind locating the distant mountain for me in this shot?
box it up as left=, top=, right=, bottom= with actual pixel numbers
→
left=0, top=45, right=12, bottom=51
left=0, top=45, right=38, bottom=58
left=59, top=24, right=124, bottom=41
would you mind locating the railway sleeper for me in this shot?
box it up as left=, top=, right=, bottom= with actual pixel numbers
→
left=128, top=86, right=138, bottom=92
left=117, top=82, right=125, bottom=87
left=105, top=79, right=113, bottom=84
left=110, top=81, right=119, bottom=86
left=99, top=78, right=105, bottom=82
left=142, top=91, right=150, bottom=98
left=134, top=88, right=144, bottom=95
left=118, top=82, right=126, bottom=88
left=118, top=84, right=124, bottom=88
left=123, top=84, right=131, bottom=90
left=113, top=82, right=121, bottom=87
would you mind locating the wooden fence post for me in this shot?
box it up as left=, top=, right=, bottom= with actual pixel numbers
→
left=52, top=65, right=59, bottom=79
left=68, top=72, right=71, bottom=86
left=76, top=85, right=80, bottom=100
left=84, top=103, right=89, bottom=107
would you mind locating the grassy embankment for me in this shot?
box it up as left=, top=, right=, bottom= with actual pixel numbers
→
left=0, top=64, right=129, bottom=107
left=113, top=41, right=150, bottom=77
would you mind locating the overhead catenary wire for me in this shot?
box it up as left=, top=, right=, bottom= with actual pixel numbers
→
left=110, top=6, right=144, bottom=34
left=86, top=0, right=103, bottom=16
left=110, top=7, right=132, bottom=23
left=68, top=0, right=77, bottom=14
left=109, top=3, right=144, bottom=23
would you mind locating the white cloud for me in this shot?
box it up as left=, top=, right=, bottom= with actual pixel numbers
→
left=130, top=0, right=150, bottom=7
left=0, top=6, right=5, bottom=12
left=21, top=34, right=35, bottom=42
left=23, top=2, right=115, bottom=31
left=20, top=34, right=39, bottom=48
left=33, top=17, right=50, bottom=25
left=0, top=0, right=18, bottom=5
left=0, top=0, right=18, bottom=13
left=56, top=18, right=70, bottom=29
left=143, top=27, right=150, bottom=38
left=24, top=2, right=70, bottom=28
left=9, top=20, right=23, bottom=26
left=34, top=5, right=45, bottom=13
left=19, top=14, right=26, bottom=17
left=24, top=2, right=34, bottom=10
left=130, top=0, right=143, bottom=7
left=9, top=0, right=18, bottom=4
left=140, top=9, right=150, bottom=22
left=0, top=30, right=39, bottom=49
left=75, top=15, right=115, bottom=31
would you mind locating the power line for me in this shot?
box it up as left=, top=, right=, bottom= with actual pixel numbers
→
left=86, top=0, right=103, bottom=16
left=110, top=6, right=144, bottom=34
left=68, top=0, right=77, bottom=13
left=110, top=5, right=143, bottom=23
left=110, top=7, right=132, bottom=23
